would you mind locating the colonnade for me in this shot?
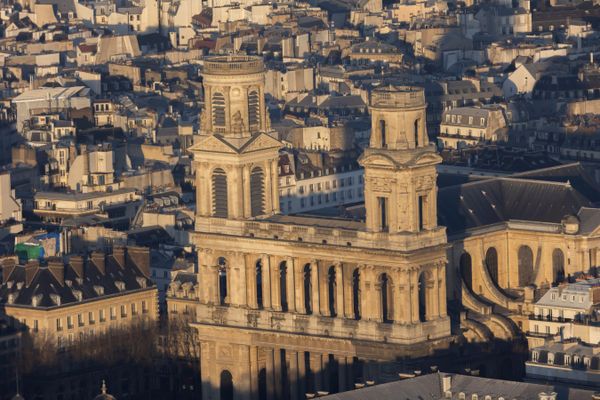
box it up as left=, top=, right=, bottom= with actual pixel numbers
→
left=197, top=249, right=447, bottom=325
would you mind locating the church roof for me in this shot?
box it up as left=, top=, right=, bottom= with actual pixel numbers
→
left=438, top=177, right=591, bottom=237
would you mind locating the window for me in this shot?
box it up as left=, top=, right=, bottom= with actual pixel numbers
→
left=100, top=309, right=106, bottom=322
left=78, top=314, right=84, bottom=327
left=172, top=303, right=178, bottom=314
left=121, top=305, right=127, bottom=318
left=332, top=180, right=337, bottom=189
left=89, top=312, right=95, bottom=324
left=131, top=303, right=138, bottom=316
left=56, top=318, right=63, bottom=331
left=33, top=320, right=38, bottom=332
left=142, top=301, right=148, bottom=314
left=67, top=316, right=73, bottom=329
left=110, top=307, right=116, bottom=320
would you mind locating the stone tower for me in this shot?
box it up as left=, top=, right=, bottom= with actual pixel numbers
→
left=183, top=82, right=451, bottom=400
left=191, top=56, right=282, bottom=223
left=360, top=86, right=440, bottom=235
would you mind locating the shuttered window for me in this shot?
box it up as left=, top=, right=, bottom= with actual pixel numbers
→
left=212, top=168, right=228, bottom=218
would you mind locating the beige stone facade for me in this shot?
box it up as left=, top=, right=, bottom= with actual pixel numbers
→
left=179, top=57, right=453, bottom=400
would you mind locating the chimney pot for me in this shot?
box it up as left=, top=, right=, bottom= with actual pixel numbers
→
left=442, top=375, right=452, bottom=392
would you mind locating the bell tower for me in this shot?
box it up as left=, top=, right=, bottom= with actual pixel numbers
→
left=360, top=86, right=441, bottom=234
left=190, top=56, right=282, bottom=226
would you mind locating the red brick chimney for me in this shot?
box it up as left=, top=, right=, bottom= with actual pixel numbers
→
left=47, top=257, right=64, bottom=286
left=126, top=246, right=150, bottom=278
left=69, top=255, right=85, bottom=279
left=90, top=251, right=106, bottom=275
left=25, top=260, right=40, bottom=287
left=113, top=247, right=126, bottom=267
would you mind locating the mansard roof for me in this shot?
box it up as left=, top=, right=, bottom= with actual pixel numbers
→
left=0, top=247, right=154, bottom=309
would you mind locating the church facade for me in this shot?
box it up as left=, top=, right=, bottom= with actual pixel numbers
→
left=167, top=55, right=600, bottom=399
left=183, top=56, right=453, bottom=400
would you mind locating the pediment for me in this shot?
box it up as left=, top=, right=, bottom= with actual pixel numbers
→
left=359, top=153, right=398, bottom=168
left=240, top=133, right=282, bottom=153
left=188, top=135, right=239, bottom=154
left=414, top=152, right=442, bottom=165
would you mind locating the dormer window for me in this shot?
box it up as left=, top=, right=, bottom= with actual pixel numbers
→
left=136, top=277, right=147, bottom=288
left=72, top=290, right=83, bottom=302
left=7, top=293, right=15, bottom=304
left=31, top=294, right=42, bottom=307
left=115, top=281, right=126, bottom=292
left=94, top=285, right=105, bottom=296
left=50, top=294, right=61, bottom=306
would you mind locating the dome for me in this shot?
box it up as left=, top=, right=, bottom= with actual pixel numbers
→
left=93, top=381, right=117, bottom=400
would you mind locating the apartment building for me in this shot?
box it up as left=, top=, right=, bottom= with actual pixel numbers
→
left=0, top=247, right=158, bottom=348
left=278, top=152, right=364, bottom=214
left=438, top=106, right=507, bottom=149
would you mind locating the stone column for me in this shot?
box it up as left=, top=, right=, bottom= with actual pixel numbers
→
left=274, top=348, right=283, bottom=399
left=431, top=266, right=440, bottom=318
left=243, top=165, right=251, bottom=218
left=343, top=266, right=353, bottom=318
left=309, top=353, right=323, bottom=393
left=286, top=257, right=296, bottom=312
left=247, top=255, right=258, bottom=309
left=271, top=258, right=282, bottom=312
left=266, top=347, right=276, bottom=400
left=400, top=270, right=412, bottom=323
left=264, top=160, right=273, bottom=214
left=271, top=159, right=280, bottom=213
left=319, top=262, right=329, bottom=316
left=250, top=346, right=259, bottom=399
left=393, top=269, right=405, bottom=323
left=262, top=254, right=272, bottom=309
left=295, top=260, right=306, bottom=314
left=287, top=351, right=299, bottom=400
left=311, top=260, right=320, bottom=315
left=297, top=351, right=307, bottom=397
left=360, top=265, right=371, bottom=320
left=410, top=269, right=420, bottom=324
left=335, top=355, right=347, bottom=393
left=335, top=262, right=344, bottom=318
left=438, top=262, right=447, bottom=317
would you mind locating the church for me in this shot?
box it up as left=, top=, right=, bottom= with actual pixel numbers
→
left=167, top=55, right=600, bottom=400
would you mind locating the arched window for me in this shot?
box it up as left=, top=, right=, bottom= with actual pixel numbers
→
left=485, top=247, right=499, bottom=285
left=212, top=168, right=228, bottom=218
left=518, top=245, right=534, bottom=287
left=248, top=90, right=260, bottom=128
left=460, top=252, right=473, bottom=291
left=303, top=264, right=312, bottom=315
left=380, top=273, right=393, bottom=323
left=418, top=272, right=429, bottom=322
left=220, top=370, right=234, bottom=400
left=250, top=167, right=265, bottom=217
left=256, top=260, right=263, bottom=309
left=414, top=119, right=420, bottom=147
left=379, top=120, right=387, bottom=148
left=218, top=257, right=228, bottom=305
left=552, top=249, right=565, bottom=284
left=279, top=261, right=288, bottom=312
left=352, top=269, right=361, bottom=320
left=328, top=266, right=337, bottom=317
left=212, top=92, right=226, bottom=127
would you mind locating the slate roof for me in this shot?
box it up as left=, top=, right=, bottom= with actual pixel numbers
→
left=0, top=247, right=154, bottom=309
left=438, top=177, right=592, bottom=236
left=320, top=372, right=596, bottom=400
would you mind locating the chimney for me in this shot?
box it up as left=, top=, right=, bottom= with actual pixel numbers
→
left=47, top=257, right=64, bottom=286
left=113, top=246, right=125, bottom=267
left=25, top=260, right=40, bottom=287
left=90, top=251, right=106, bottom=275
left=70, top=255, right=85, bottom=279
left=1, top=258, right=16, bottom=283
left=126, top=246, right=150, bottom=278
left=442, top=375, right=452, bottom=393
